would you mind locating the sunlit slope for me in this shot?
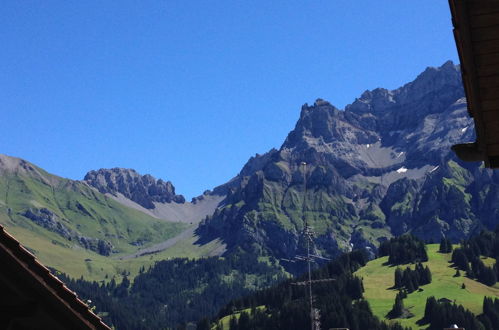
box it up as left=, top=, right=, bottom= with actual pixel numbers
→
left=3, top=223, right=225, bottom=282
left=355, top=244, right=499, bottom=329
left=0, top=155, right=188, bottom=280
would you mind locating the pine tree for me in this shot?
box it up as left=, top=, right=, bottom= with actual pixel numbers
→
left=423, top=296, right=437, bottom=323
left=439, top=238, right=448, bottom=253
left=394, top=268, right=403, bottom=288
left=446, top=239, right=453, bottom=253
left=481, top=266, right=497, bottom=286
left=423, top=266, right=432, bottom=284
left=452, top=248, right=469, bottom=271
left=388, top=291, right=405, bottom=318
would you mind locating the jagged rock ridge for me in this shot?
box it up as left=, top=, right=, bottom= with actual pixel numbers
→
left=84, top=168, right=186, bottom=209
left=197, top=61, right=499, bottom=264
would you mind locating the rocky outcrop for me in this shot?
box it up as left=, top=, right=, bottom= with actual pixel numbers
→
left=84, top=168, right=185, bottom=209
left=23, top=208, right=73, bottom=239
left=22, top=208, right=113, bottom=256
left=197, top=61, right=497, bottom=264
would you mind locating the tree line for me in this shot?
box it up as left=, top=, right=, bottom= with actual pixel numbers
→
left=439, top=237, right=453, bottom=253
left=420, top=296, right=499, bottom=329
left=393, top=263, right=432, bottom=293
left=450, top=227, right=499, bottom=286
left=55, top=251, right=285, bottom=329
left=378, top=234, right=428, bottom=265
left=207, top=250, right=410, bottom=330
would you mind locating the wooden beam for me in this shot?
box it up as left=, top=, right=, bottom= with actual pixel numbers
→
left=471, top=25, right=499, bottom=42
left=478, top=72, right=499, bottom=88
left=450, top=0, right=489, bottom=164
left=486, top=121, right=499, bottom=143
left=470, top=12, right=499, bottom=28
left=469, top=1, right=499, bottom=16
left=476, top=52, right=499, bottom=67
left=474, top=39, right=499, bottom=55
left=479, top=86, right=499, bottom=99
left=482, top=98, right=499, bottom=110
left=482, top=111, right=499, bottom=122
left=487, top=143, right=499, bottom=156
left=0, top=301, right=38, bottom=317
left=477, top=64, right=499, bottom=77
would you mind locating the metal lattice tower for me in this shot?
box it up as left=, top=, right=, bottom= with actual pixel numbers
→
left=289, top=162, right=335, bottom=330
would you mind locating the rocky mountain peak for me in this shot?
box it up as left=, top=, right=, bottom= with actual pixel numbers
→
left=282, top=100, right=344, bottom=149
left=347, top=61, right=462, bottom=116
left=0, top=154, right=36, bottom=175
left=197, top=60, right=486, bottom=264
left=0, top=154, right=61, bottom=187
left=84, top=168, right=185, bottom=209
left=395, top=60, right=462, bottom=105
left=282, top=61, right=464, bottom=162
left=348, top=88, right=395, bottom=114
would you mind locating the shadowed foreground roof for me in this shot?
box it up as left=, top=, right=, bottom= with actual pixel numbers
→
left=0, top=224, right=111, bottom=329
left=449, top=0, right=499, bottom=167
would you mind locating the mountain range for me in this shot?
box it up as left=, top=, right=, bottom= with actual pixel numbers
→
left=196, top=60, right=499, bottom=265
left=2, top=60, right=497, bottom=278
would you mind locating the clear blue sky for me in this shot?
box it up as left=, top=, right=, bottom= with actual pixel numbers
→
left=1, top=1, right=459, bottom=199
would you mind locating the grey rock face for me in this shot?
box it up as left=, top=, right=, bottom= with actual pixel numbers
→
left=84, top=168, right=185, bottom=209
left=23, top=208, right=73, bottom=239
left=22, top=208, right=113, bottom=256
left=198, top=61, right=496, bottom=263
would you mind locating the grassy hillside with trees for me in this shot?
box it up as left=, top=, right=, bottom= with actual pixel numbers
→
left=207, top=250, right=409, bottom=330
left=356, top=234, right=499, bottom=329
left=58, top=251, right=285, bottom=329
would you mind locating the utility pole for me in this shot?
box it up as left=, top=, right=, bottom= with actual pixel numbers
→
left=292, top=162, right=335, bottom=330
left=302, top=161, right=314, bottom=330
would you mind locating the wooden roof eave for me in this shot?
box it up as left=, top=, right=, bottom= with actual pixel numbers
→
left=449, top=0, right=490, bottom=165
left=0, top=225, right=111, bottom=330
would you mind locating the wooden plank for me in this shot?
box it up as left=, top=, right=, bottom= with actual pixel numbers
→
left=480, top=86, right=499, bottom=99
left=470, top=12, right=499, bottom=28
left=482, top=109, right=499, bottom=122
left=483, top=98, right=499, bottom=110
left=449, top=0, right=458, bottom=24
left=476, top=52, right=499, bottom=67
left=487, top=143, right=499, bottom=156
left=486, top=121, right=499, bottom=143
left=469, top=1, right=499, bottom=16
left=462, top=73, right=479, bottom=117
left=479, top=74, right=499, bottom=89
left=450, top=0, right=490, bottom=151
left=471, top=25, right=499, bottom=42
left=477, top=64, right=499, bottom=77
left=474, top=39, right=499, bottom=55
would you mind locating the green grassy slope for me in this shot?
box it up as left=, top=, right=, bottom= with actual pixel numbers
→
left=355, top=244, right=499, bottom=329
left=3, top=223, right=225, bottom=282
left=0, top=160, right=197, bottom=281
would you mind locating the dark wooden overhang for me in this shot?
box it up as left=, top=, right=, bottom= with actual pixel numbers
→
left=0, top=225, right=111, bottom=330
left=449, top=0, right=499, bottom=167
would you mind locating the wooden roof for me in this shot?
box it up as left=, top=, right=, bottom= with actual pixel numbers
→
left=449, top=0, right=499, bottom=167
left=0, top=225, right=111, bottom=330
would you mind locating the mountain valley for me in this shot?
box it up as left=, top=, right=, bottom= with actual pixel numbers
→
left=2, top=61, right=497, bottom=279
left=2, top=60, right=499, bottom=328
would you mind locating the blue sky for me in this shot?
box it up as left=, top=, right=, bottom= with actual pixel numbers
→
left=1, top=1, right=459, bottom=199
